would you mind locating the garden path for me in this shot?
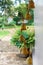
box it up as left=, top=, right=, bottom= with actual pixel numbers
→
left=0, top=28, right=27, bottom=65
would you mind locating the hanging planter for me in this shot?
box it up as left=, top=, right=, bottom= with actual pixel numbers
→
left=28, top=0, right=35, bottom=9
left=26, top=56, right=32, bottom=65
left=20, top=35, right=25, bottom=42
left=25, top=12, right=32, bottom=20
left=21, top=23, right=26, bottom=31
left=20, top=47, right=30, bottom=56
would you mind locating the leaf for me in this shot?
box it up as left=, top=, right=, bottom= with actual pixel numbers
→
left=21, top=31, right=29, bottom=39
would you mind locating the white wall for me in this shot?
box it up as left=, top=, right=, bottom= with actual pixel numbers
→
left=34, top=0, right=43, bottom=6
left=33, top=2, right=43, bottom=65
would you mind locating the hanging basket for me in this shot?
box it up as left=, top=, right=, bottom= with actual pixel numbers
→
left=17, top=47, right=30, bottom=58
left=20, top=35, right=25, bottom=42
left=29, top=0, right=35, bottom=9
left=26, top=56, right=32, bottom=65
left=20, top=47, right=30, bottom=56
left=21, top=23, right=26, bottom=31
left=25, top=12, right=32, bottom=20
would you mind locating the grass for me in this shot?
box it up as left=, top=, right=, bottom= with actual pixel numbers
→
left=0, top=25, right=34, bottom=39
left=3, top=25, right=15, bottom=29
left=0, top=30, right=10, bottom=38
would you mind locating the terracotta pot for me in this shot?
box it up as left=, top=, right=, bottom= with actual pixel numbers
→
left=29, top=0, right=35, bottom=8
left=21, top=23, right=26, bottom=31
left=26, top=56, right=32, bottom=65
left=20, top=47, right=30, bottom=56
left=20, top=35, right=25, bottom=42
left=25, top=12, right=32, bottom=20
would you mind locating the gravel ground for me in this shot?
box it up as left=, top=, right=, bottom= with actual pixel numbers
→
left=0, top=28, right=27, bottom=65
left=0, top=52, right=27, bottom=65
left=0, top=40, right=27, bottom=65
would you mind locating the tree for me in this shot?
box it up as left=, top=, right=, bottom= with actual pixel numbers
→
left=15, top=4, right=27, bottom=18
left=0, top=0, right=13, bottom=16
left=15, top=0, right=21, bottom=4
left=15, top=0, right=29, bottom=4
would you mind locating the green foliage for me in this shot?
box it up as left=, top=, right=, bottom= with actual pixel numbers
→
left=14, top=0, right=28, bottom=4
left=15, top=4, right=27, bottom=18
left=8, top=20, right=16, bottom=26
left=11, top=28, right=35, bottom=48
left=21, top=31, right=29, bottom=39
left=14, top=4, right=34, bottom=25
left=0, top=16, right=16, bottom=28
left=13, top=16, right=21, bottom=22
left=0, top=16, right=4, bottom=27
left=0, top=0, right=14, bottom=16
left=0, top=16, right=8, bottom=28
left=11, top=31, right=21, bottom=48
left=0, top=0, right=13, bottom=9
left=28, top=9, right=34, bottom=25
